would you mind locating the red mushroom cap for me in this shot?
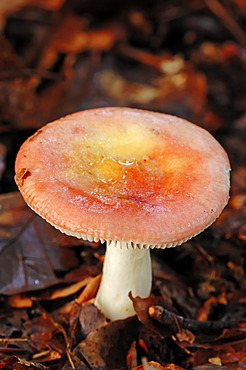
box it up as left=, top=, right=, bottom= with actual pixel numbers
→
left=15, top=107, right=230, bottom=248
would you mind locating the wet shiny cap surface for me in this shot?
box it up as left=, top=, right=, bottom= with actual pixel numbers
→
left=15, top=107, right=230, bottom=247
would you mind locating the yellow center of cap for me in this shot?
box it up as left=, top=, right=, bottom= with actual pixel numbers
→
left=64, top=118, right=200, bottom=202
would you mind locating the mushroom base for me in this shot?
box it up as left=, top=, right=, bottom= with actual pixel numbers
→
left=94, top=241, right=152, bottom=320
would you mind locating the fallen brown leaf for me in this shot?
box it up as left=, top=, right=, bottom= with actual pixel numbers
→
left=196, top=296, right=227, bottom=321
left=99, top=65, right=206, bottom=118
left=76, top=273, right=102, bottom=305
left=78, top=303, right=107, bottom=338
left=48, top=278, right=91, bottom=301
left=127, top=340, right=138, bottom=369
left=131, top=360, right=182, bottom=370
left=0, top=0, right=65, bottom=28
left=0, top=192, right=82, bottom=295
left=74, top=316, right=139, bottom=370
left=7, top=294, right=33, bottom=308
left=0, top=36, right=41, bottom=130
left=0, top=355, right=48, bottom=369
left=130, top=294, right=178, bottom=337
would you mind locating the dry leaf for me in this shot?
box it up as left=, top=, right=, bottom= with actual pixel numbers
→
left=153, top=364, right=181, bottom=370
left=127, top=340, right=138, bottom=369
left=0, top=0, right=65, bottom=28
left=74, top=316, right=139, bottom=370
left=0, top=356, right=48, bottom=369
left=0, top=192, right=81, bottom=295
left=76, top=273, right=102, bottom=304
left=131, top=361, right=181, bottom=370
left=7, top=294, right=33, bottom=308
left=99, top=64, right=206, bottom=118
left=79, top=303, right=107, bottom=337
left=0, top=36, right=41, bottom=129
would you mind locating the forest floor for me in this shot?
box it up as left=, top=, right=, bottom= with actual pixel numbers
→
left=0, top=1, right=245, bottom=369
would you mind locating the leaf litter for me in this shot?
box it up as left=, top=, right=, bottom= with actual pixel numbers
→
left=0, top=0, right=245, bottom=369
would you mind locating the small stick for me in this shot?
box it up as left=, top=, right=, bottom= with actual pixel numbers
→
left=149, top=305, right=240, bottom=334
left=0, top=338, right=28, bottom=342
left=205, top=0, right=246, bottom=47
left=32, top=350, right=51, bottom=359
left=40, top=312, right=75, bottom=369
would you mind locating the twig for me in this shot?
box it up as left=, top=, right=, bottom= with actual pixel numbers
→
left=205, top=0, right=246, bottom=47
left=149, top=305, right=241, bottom=334
left=40, top=312, right=75, bottom=369
left=32, top=350, right=51, bottom=359
left=0, top=338, right=28, bottom=342
left=0, top=347, right=28, bottom=353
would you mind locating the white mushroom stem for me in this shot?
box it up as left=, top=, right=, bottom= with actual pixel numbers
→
left=94, top=240, right=152, bottom=320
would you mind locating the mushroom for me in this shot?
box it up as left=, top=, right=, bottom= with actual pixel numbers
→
left=15, top=107, right=230, bottom=320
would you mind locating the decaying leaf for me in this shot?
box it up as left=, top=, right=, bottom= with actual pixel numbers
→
left=78, top=302, right=107, bottom=338
left=0, top=355, right=48, bottom=369
left=131, top=360, right=182, bottom=370
left=0, top=144, right=6, bottom=182
left=99, top=63, right=206, bottom=118
left=76, top=274, right=102, bottom=305
left=7, top=294, right=33, bottom=308
left=73, top=316, right=139, bottom=370
left=0, top=192, right=85, bottom=295
left=0, top=36, right=41, bottom=130
left=0, top=0, right=65, bottom=29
